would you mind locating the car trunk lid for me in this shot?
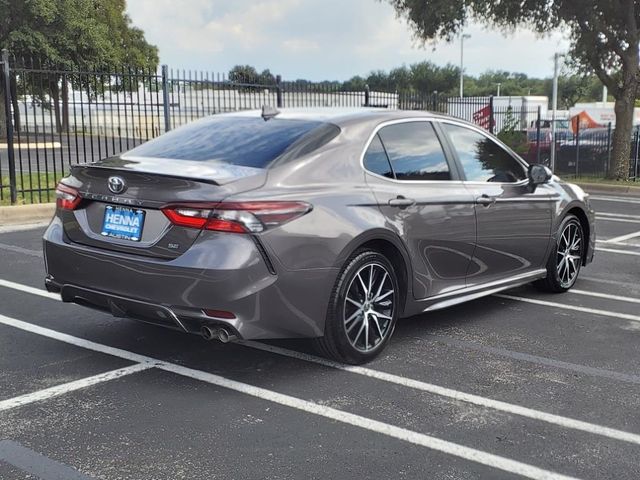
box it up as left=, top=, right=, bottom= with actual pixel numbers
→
left=59, top=156, right=267, bottom=259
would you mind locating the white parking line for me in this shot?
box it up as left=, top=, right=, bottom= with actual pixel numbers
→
left=603, top=230, right=640, bottom=244
left=0, top=278, right=61, bottom=301
left=496, top=294, right=640, bottom=324
left=581, top=276, right=640, bottom=289
left=0, top=314, right=579, bottom=480
left=570, top=289, right=640, bottom=304
left=425, top=334, right=640, bottom=385
left=597, top=212, right=640, bottom=220
left=596, top=247, right=640, bottom=256
left=595, top=216, right=640, bottom=224
left=243, top=341, right=640, bottom=447
left=2, top=280, right=640, bottom=451
left=596, top=240, right=638, bottom=247
left=591, top=196, right=640, bottom=205
left=0, top=363, right=152, bottom=412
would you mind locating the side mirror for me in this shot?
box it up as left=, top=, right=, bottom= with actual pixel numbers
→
left=528, top=164, right=552, bottom=189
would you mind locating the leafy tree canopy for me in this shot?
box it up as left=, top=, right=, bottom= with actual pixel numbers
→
left=383, top=0, right=639, bottom=178
left=0, top=0, right=158, bottom=70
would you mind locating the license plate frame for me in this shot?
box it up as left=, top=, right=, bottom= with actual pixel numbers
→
left=101, top=205, right=146, bottom=242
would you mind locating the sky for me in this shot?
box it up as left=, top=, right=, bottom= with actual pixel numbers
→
left=126, top=0, right=570, bottom=81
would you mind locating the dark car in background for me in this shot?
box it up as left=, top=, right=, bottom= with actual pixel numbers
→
left=525, top=119, right=573, bottom=165
left=556, top=127, right=612, bottom=175
left=44, top=109, right=595, bottom=364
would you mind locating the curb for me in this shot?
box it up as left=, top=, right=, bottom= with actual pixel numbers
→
left=0, top=203, right=55, bottom=226
left=575, top=182, right=640, bottom=198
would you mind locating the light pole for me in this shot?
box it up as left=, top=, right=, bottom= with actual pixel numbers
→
left=459, top=34, right=471, bottom=98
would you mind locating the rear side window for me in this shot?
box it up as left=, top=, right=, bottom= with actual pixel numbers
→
left=377, top=122, right=451, bottom=181
left=442, top=123, right=527, bottom=183
left=363, top=134, right=394, bottom=178
left=124, top=116, right=337, bottom=168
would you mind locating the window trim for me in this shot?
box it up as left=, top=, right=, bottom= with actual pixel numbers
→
left=359, top=118, right=463, bottom=184
left=433, top=118, right=530, bottom=186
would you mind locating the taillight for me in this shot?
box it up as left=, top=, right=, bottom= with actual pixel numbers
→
left=161, top=201, right=312, bottom=233
left=55, top=183, right=81, bottom=210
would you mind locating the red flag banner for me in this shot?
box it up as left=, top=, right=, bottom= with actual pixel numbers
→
left=473, top=105, right=493, bottom=130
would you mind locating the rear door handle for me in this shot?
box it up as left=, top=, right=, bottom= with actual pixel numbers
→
left=476, top=194, right=496, bottom=207
left=388, top=196, right=415, bottom=208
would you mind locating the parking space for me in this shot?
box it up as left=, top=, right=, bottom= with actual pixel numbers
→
left=0, top=193, right=639, bottom=479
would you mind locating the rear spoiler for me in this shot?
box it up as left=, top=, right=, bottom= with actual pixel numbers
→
left=85, top=155, right=264, bottom=185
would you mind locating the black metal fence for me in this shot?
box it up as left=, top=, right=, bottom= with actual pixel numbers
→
left=1, top=51, right=636, bottom=205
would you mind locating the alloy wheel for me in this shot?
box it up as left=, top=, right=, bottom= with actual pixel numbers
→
left=343, top=262, right=395, bottom=353
left=556, top=222, right=582, bottom=288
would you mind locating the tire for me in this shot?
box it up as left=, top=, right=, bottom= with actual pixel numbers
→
left=314, top=249, right=400, bottom=364
left=535, top=214, right=584, bottom=293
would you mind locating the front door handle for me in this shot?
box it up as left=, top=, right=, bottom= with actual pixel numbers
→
left=388, top=196, right=415, bottom=208
left=476, top=194, right=496, bottom=207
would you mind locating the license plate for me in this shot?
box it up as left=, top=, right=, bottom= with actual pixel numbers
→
left=101, top=205, right=146, bottom=242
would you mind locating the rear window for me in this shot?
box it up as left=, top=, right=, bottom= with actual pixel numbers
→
left=124, top=116, right=338, bottom=168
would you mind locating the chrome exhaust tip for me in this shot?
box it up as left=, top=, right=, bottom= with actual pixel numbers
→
left=201, top=326, right=217, bottom=341
left=217, top=327, right=237, bottom=343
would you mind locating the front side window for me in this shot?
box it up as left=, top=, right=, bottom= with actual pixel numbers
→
left=442, top=123, right=527, bottom=183
left=377, top=122, right=451, bottom=181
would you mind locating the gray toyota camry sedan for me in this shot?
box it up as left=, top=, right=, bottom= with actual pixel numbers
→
left=43, top=108, right=595, bottom=364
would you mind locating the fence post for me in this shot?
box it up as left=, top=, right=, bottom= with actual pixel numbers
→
left=1, top=49, right=17, bottom=204
left=364, top=84, right=370, bottom=107
left=606, top=122, right=612, bottom=176
left=575, top=118, right=580, bottom=177
left=536, top=106, right=542, bottom=164
left=161, top=64, right=171, bottom=132
left=629, top=127, right=640, bottom=182
left=489, top=96, right=495, bottom=134
left=276, top=75, right=283, bottom=108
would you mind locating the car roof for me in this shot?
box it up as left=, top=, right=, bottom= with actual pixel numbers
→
left=223, top=107, right=449, bottom=127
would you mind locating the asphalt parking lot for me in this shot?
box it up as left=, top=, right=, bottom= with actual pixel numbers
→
left=0, top=193, right=639, bottom=480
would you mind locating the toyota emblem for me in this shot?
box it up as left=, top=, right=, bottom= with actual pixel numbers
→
left=108, top=176, right=127, bottom=194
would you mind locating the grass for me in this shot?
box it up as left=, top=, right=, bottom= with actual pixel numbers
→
left=0, top=172, right=61, bottom=206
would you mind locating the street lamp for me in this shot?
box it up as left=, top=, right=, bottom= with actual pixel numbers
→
left=459, top=34, right=471, bottom=98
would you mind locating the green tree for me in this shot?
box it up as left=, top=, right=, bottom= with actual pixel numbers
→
left=0, top=0, right=158, bottom=136
left=342, top=75, right=367, bottom=91
left=409, top=61, right=459, bottom=95
left=228, top=65, right=259, bottom=84
left=388, top=66, right=412, bottom=91
left=557, top=73, right=591, bottom=110
left=385, top=0, right=639, bottom=180
left=259, top=69, right=276, bottom=85
left=365, top=70, right=390, bottom=90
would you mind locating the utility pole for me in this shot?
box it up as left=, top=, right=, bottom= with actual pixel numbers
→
left=550, top=52, right=560, bottom=172
left=496, top=83, right=501, bottom=97
left=459, top=34, right=471, bottom=98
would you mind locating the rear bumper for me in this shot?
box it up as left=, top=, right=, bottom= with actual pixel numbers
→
left=43, top=217, right=337, bottom=339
